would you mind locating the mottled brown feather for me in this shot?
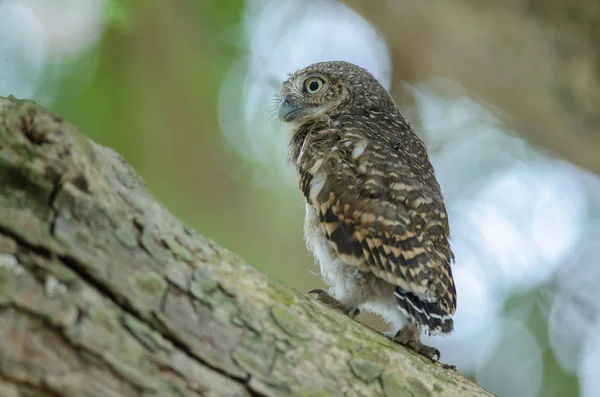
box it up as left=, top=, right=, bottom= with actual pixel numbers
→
left=295, top=123, right=456, bottom=316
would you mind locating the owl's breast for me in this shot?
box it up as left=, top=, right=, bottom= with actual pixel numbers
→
left=303, top=203, right=342, bottom=284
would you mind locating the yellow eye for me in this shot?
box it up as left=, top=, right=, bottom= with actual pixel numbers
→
left=304, top=77, right=324, bottom=94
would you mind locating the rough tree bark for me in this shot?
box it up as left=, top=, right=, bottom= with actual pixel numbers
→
left=0, top=96, right=492, bottom=396
left=342, top=0, right=600, bottom=176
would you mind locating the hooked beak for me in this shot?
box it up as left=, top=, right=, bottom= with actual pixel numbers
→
left=277, top=95, right=303, bottom=122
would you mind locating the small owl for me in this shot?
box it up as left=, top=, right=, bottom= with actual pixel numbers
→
left=276, top=61, right=456, bottom=361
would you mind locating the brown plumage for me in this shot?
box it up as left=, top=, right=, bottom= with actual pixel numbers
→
left=277, top=61, right=456, bottom=360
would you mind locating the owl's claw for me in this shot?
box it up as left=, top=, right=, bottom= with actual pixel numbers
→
left=409, top=342, right=441, bottom=362
left=387, top=325, right=444, bottom=363
left=308, top=289, right=360, bottom=318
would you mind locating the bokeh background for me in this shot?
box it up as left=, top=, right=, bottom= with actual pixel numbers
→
left=2, top=1, right=600, bottom=396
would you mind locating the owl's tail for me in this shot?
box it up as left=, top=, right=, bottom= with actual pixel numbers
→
left=394, top=287, right=454, bottom=336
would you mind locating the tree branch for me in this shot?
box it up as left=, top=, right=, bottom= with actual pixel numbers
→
left=0, top=96, right=492, bottom=396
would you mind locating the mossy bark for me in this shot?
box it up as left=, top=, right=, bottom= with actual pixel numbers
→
left=0, top=96, right=493, bottom=397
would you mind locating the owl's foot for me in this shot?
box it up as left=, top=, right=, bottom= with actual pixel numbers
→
left=308, top=289, right=361, bottom=318
left=386, top=325, right=441, bottom=362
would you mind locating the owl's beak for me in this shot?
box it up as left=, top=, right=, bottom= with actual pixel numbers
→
left=277, top=95, right=302, bottom=122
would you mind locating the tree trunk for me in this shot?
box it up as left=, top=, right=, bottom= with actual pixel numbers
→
left=0, top=96, right=492, bottom=397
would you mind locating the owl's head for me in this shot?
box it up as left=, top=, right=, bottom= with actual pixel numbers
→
left=277, top=61, right=395, bottom=124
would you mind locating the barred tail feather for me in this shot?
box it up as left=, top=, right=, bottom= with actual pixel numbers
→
left=394, top=287, right=453, bottom=335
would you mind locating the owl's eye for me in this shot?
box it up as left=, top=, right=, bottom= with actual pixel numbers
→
left=304, top=77, right=324, bottom=94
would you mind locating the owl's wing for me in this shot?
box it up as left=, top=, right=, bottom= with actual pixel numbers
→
left=299, top=130, right=456, bottom=333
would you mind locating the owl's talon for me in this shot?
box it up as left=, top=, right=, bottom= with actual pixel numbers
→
left=441, top=363, right=457, bottom=371
left=390, top=325, right=443, bottom=362
left=411, top=343, right=440, bottom=362
left=308, top=289, right=360, bottom=318
left=346, top=306, right=361, bottom=318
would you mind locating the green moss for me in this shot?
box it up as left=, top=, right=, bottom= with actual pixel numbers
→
left=232, top=347, right=268, bottom=377
left=267, top=281, right=297, bottom=306
left=380, top=373, right=432, bottom=397
left=337, top=335, right=357, bottom=351
left=0, top=162, right=53, bottom=200
left=432, top=371, right=456, bottom=389
left=46, top=261, right=77, bottom=284
left=164, top=235, right=193, bottom=262
left=114, top=222, right=139, bottom=249
left=191, top=270, right=219, bottom=296
left=0, top=235, right=17, bottom=254
left=348, top=358, right=383, bottom=383
left=406, top=377, right=432, bottom=397
left=190, top=270, right=235, bottom=310
left=381, top=372, right=403, bottom=397
left=165, top=266, right=189, bottom=291
left=121, top=313, right=173, bottom=353
left=132, top=272, right=167, bottom=297
left=138, top=223, right=171, bottom=264
left=231, top=304, right=263, bottom=333
left=88, top=307, right=117, bottom=331
left=347, top=325, right=392, bottom=349
left=352, top=339, right=388, bottom=363
left=270, top=306, right=311, bottom=341
left=295, top=387, right=331, bottom=397
left=113, top=334, right=146, bottom=365
left=215, top=277, right=237, bottom=297
left=305, top=303, right=349, bottom=335
left=155, top=381, right=187, bottom=397
left=0, top=265, right=14, bottom=305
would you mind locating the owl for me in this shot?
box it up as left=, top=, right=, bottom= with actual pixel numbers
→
left=276, top=61, right=457, bottom=361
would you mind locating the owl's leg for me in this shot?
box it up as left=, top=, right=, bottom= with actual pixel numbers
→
left=387, top=324, right=440, bottom=361
left=308, top=289, right=361, bottom=318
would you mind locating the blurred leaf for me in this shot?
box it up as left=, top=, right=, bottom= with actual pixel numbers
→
left=103, top=0, right=132, bottom=31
